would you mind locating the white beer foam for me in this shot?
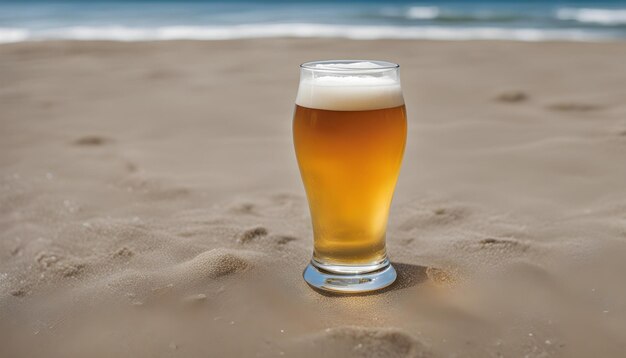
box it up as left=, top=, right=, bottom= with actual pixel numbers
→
left=296, top=63, right=404, bottom=111
left=310, top=61, right=386, bottom=71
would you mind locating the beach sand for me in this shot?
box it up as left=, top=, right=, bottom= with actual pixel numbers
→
left=1, top=39, right=626, bottom=357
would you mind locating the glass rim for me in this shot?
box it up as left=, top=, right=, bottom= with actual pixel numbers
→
left=300, top=60, right=400, bottom=73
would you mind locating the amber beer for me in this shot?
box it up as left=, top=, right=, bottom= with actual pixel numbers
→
left=293, top=105, right=406, bottom=264
left=294, top=60, right=406, bottom=293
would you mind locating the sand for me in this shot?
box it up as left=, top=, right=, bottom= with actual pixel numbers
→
left=1, top=39, right=626, bottom=357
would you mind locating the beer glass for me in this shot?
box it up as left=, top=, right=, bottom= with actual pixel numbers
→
left=293, top=60, right=407, bottom=293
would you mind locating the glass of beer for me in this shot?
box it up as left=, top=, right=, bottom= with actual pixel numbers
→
left=293, top=60, right=407, bottom=293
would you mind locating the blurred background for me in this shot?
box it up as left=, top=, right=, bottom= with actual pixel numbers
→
left=2, top=0, right=626, bottom=43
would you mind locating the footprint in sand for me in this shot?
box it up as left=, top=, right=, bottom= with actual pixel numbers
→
left=298, top=326, right=431, bottom=358
left=10, top=288, right=28, bottom=297
left=495, top=90, right=528, bottom=103
left=479, top=237, right=528, bottom=251
left=455, top=236, right=529, bottom=257
left=36, top=252, right=87, bottom=278
left=237, top=226, right=268, bottom=244
left=547, top=102, right=603, bottom=112
left=400, top=204, right=471, bottom=231
left=72, top=135, right=111, bottom=146
left=269, top=235, right=298, bottom=246
left=236, top=227, right=298, bottom=248
left=60, top=262, right=86, bottom=278
left=112, top=247, right=134, bottom=259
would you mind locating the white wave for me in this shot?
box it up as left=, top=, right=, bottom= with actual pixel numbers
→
left=406, top=6, right=440, bottom=20
left=556, top=8, right=626, bottom=25
left=0, top=28, right=29, bottom=43
left=0, top=24, right=615, bottom=44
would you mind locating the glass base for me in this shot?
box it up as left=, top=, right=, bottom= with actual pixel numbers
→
left=303, top=258, right=397, bottom=293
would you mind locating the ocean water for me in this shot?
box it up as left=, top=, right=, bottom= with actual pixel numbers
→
left=1, top=0, right=625, bottom=43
